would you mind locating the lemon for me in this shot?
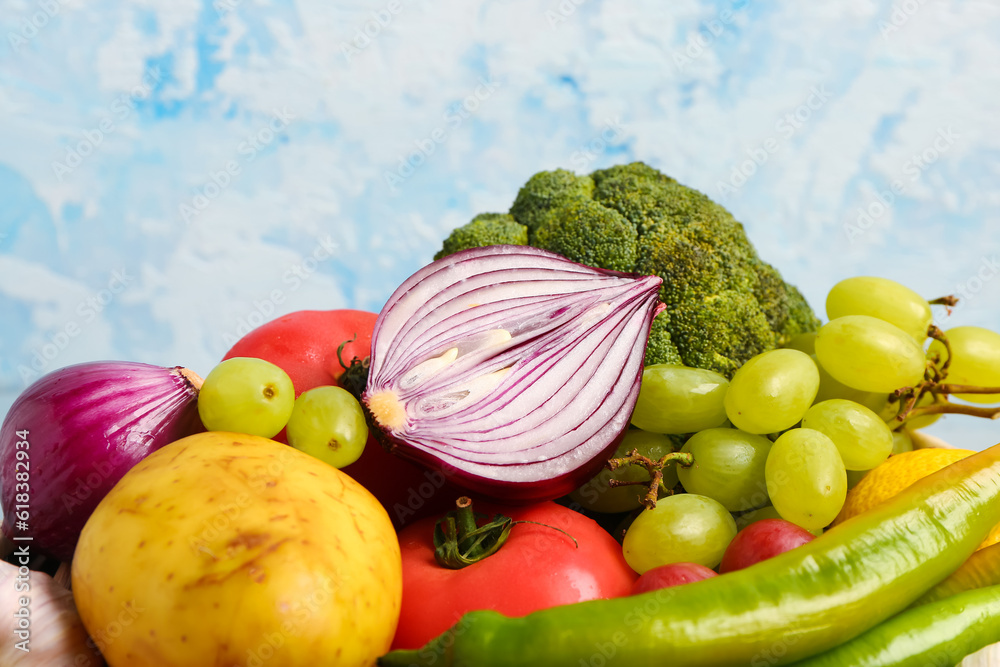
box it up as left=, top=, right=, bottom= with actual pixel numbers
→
left=834, top=448, right=1000, bottom=550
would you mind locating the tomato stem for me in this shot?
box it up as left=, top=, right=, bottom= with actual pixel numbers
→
left=453, top=496, right=485, bottom=560
left=432, top=497, right=578, bottom=569
left=336, top=334, right=358, bottom=371
left=337, top=334, right=370, bottom=402
left=433, top=497, right=516, bottom=569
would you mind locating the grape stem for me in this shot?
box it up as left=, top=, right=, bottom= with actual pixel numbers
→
left=928, top=294, right=960, bottom=308
left=905, top=403, right=1000, bottom=421
left=605, top=449, right=694, bottom=510
left=936, top=384, right=1000, bottom=395
left=927, top=325, right=953, bottom=377
left=887, top=326, right=1000, bottom=426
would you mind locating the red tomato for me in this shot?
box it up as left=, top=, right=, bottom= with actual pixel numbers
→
left=392, top=500, right=637, bottom=650
left=630, top=562, right=717, bottom=595
left=222, top=309, right=376, bottom=395
left=222, top=308, right=461, bottom=529
left=719, top=518, right=815, bottom=573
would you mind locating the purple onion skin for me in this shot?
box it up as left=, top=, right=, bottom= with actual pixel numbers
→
left=0, top=361, right=204, bottom=561
left=372, top=423, right=634, bottom=505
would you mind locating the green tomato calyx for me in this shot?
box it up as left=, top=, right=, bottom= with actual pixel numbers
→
left=433, top=497, right=578, bottom=570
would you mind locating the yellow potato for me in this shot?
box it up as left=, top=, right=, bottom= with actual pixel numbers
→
left=71, top=431, right=402, bottom=667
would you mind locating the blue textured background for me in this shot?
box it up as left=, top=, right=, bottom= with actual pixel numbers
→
left=2, top=0, right=999, bottom=449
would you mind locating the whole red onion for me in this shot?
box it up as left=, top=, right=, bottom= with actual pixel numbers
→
left=0, top=361, right=204, bottom=560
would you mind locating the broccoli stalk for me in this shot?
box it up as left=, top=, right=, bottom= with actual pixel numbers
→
left=435, top=162, right=821, bottom=377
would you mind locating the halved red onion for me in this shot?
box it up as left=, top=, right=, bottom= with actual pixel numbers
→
left=0, top=362, right=204, bottom=560
left=363, top=245, right=665, bottom=502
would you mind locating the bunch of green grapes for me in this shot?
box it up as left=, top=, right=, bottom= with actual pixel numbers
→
left=580, top=275, right=1000, bottom=574
left=198, top=357, right=368, bottom=468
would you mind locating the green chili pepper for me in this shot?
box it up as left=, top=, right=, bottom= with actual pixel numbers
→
left=914, top=542, right=1000, bottom=607
left=378, top=444, right=1000, bottom=667
left=787, top=584, right=1000, bottom=666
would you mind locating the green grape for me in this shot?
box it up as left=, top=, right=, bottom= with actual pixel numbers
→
left=622, top=494, right=736, bottom=573
left=286, top=386, right=369, bottom=468
left=783, top=332, right=817, bottom=355
left=723, top=349, right=819, bottom=435
left=631, top=365, right=730, bottom=434
left=878, top=399, right=898, bottom=422
left=569, top=430, right=679, bottom=513
left=765, top=428, right=847, bottom=531
left=891, top=429, right=914, bottom=455
left=800, top=399, right=893, bottom=471
left=735, top=504, right=823, bottom=536
left=814, top=315, right=926, bottom=393
left=198, top=357, right=296, bottom=438
left=826, top=276, right=932, bottom=342
left=676, top=428, right=772, bottom=512
left=928, top=326, right=1000, bottom=403
left=811, top=354, right=889, bottom=415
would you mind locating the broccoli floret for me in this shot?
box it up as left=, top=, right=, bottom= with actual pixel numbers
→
left=778, top=283, right=823, bottom=346
left=753, top=261, right=792, bottom=333
left=636, top=220, right=759, bottom=308
left=669, top=291, right=777, bottom=377
left=644, top=312, right=684, bottom=367
left=435, top=162, right=820, bottom=377
left=509, top=169, right=594, bottom=233
left=434, top=213, right=528, bottom=260
left=753, top=262, right=823, bottom=347
left=532, top=199, right=637, bottom=273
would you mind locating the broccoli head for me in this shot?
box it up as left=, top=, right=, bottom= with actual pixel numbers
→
left=434, top=162, right=820, bottom=377
left=666, top=291, right=777, bottom=377
left=434, top=213, right=528, bottom=261
left=509, top=169, right=595, bottom=233
left=533, top=198, right=637, bottom=273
